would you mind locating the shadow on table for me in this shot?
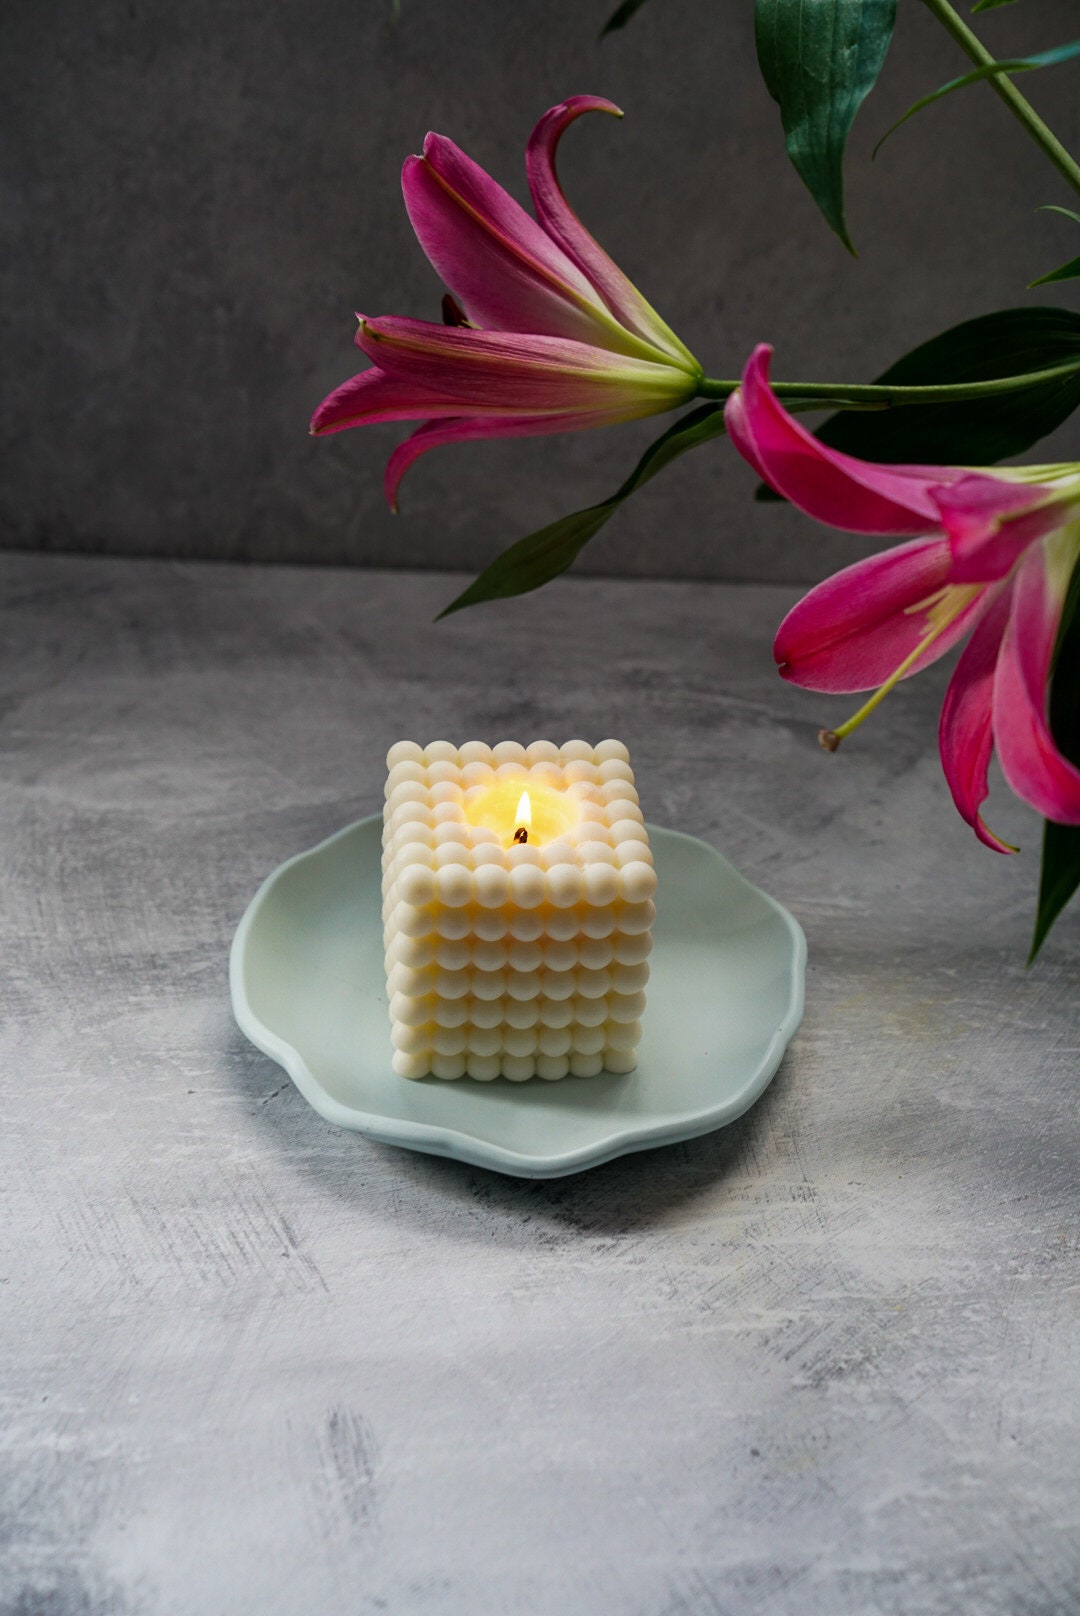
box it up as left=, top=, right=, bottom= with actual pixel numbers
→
left=226, top=1019, right=795, bottom=1238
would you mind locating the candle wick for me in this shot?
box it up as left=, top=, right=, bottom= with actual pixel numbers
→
left=513, top=826, right=528, bottom=844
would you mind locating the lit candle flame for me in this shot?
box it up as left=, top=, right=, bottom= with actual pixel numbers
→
left=515, top=790, right=532, bottom=828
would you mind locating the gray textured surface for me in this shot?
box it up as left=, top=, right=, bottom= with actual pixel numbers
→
left=3, top=0, right=1080, bottom=581
left=2, top=552, right=1079, bottom=1616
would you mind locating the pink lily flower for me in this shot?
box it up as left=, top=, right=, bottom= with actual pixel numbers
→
left=311, top=96, right=702, bottom=508
left=725, top=345, right=1080, bottom=852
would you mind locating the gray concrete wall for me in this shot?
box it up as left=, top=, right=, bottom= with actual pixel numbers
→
left=3, top=0, right=1079, bottom=583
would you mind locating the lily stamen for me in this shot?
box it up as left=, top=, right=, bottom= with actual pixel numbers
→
left=821, top=585, right=982, bottom=751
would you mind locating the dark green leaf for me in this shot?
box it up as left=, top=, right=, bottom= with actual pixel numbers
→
left=754, top=0, right=897, bottom=253
left=757, top=307, right=1080, bottom=500
left=874, top=39, right=1080, bottom=159
left=972, top=0, right=1018, bottom=11
left=1030, top=254, right=1080, bottom=288
left=437, top=406, right=727, bottom=618
left=1030, top=552, right=1080, bottom=959
left=600, top=0, right=651, bottom=36
left=1038, top=204, right=1080, bottom=226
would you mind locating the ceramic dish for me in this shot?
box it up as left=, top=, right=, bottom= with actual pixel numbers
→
left=230, top=816, right=805, bottom=1178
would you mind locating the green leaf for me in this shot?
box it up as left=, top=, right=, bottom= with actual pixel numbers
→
left=437, top=406, right=727, bottom=618
left=1038, top=205, right=1080, bottom=227
left=600, top=0, right=651, bottom=36
left=1030, top=553, right=1080, bottom=959
left=754, top=0, right=897, bottom=253
left=972, top=0, right=1018, bottom=11
left=757, top=307, right=1080, bottom=500
left=1030, top=254, right=1080, bottom=288
left=874, top=39, right=1080, bottom=159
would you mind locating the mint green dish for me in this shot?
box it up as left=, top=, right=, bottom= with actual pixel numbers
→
left=229, top=817, right=806, bottom=1178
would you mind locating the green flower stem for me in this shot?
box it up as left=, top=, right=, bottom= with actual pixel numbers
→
left=920, top=0, right=1080, bottom=202
left=696, top=358, right=1080, bottom=407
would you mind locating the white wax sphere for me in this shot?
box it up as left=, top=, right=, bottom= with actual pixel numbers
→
left=541, top=969, right=575, bottom=1001
left=508, top=864, right=545, bottom=908
left=468, top=1026, right=501, bottom=1056
left=538, top=1025, right=572, bottom=1056
left=598, top=758, right=633, bottom=784
left=606, top=1018, right=642, bottom=1051
left=528, top=761, right=563, bottom=787
left=470, top=998, right=504, bottom=1029
left=386, top=740, right=424, bottom=768
left=432, top=800, right=463, bottom=824
left=506, top=970, right=541, bottom=1002
left=390, top=991, right=429, bottom=1026
left=619, top=900, right=655, bottom=935
left=435, top=907, right=472, bottom=939
left=569, top=1052, right=603, bottom=1077
left=594, top=739, right=630, bottom=763
left=435, top=968, right=469, bottom=1000
left=491, top=740, right=527, bottom=765
left=608, top=990, right=647, bottom=1022
left=473, top=909, right=509, bottom=941
left=433, top=997, right=469, bottom=1028
left=394, top=933, right=435, bottom=969
left=560, top=739, right=592, bottom=762
left=393, top=902, right=431, bottom=938
left=539, top=997, right=573, bottom=1028
left=472, top=939, right=507, bottom=971
left=580, top=906, right=616, bottom=940
left=435, top=938, right=470, bottom=971
left=542, top=939, right=577, bottom=972
left=392, top=1050, right=429, bottom=1079
left=525, top=739, right=559, bottom=763
left=612, top=930, right=652, bottom=964
left=458, top=740, right=492, bottom=764
left=502, top=1055, right=536, bottom=1082
left=392, top=1021, right=429, bottom=1054
left=386, top=760, right=426, bottom=792
left=473, top=843, right=506, bottom=867
left=576, top=969, right=610, bottom=1000
left=573, top=995, right=608, bottom=1027
left=504, top=1026, right=538, bottom=1056
left=603, top=1049, right=637, bottom=1074
left=433, top=821, right=468, bottom=845
left=546, top=865, right=583, bottom=908
left=582, top=863, right=620, bottom=906
left=504, top=997, right=540, bottom=1029
left=576, top=836, right=615, bottom=862
left=544, top=908, right=581, bottom=942
left=394, top=841, right=435, bottom=873
left=612, top=962, right=650, bottom=994
left=571, top=1024, right=605, bottom=1056
left=434, top=842, right=471, bottom=867
left=619, top=862, right=657, bottom=903
left=435, top=864, right=472, bottom=907
left=578, top=937, right=613, bottom=971
left=494, top=761, right=527, bottom=782
left=471, top=970, right=506, bottom=1002
left=432, top=1025, right=467, bottom=1056
left=387, top=780, right=427, bottom=811
left=563, top=759, right=599, bottom=784
left=426, top=760, right=460, bottom=785
left=466, top=1054, right=500, bottom=1081
left=423, top=741, right=458, bottom=764
left=506, top=939, right=543, bottom=972
left=602, top=789, right=642, bottom=815
left=507, top=910, right=544, bottom=942
left=430, top=781, right=463, bottom=805
left=536, top=1054, right=570, bottom=1081
left=461, top=761, right=496, bottom=789
left=608, top=818, right=648, bottom=846
left=540, top=838, right=574, bottom=869
left=474, top=865, right=510, bottom=909
left=431, top=1052, right=467, bottom=1080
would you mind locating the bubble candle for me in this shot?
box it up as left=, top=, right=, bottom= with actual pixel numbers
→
left=381, top=739, right=656, bottom=1082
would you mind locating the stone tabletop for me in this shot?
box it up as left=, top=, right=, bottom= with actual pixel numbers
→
left=2, top=553, right=1078, bottom=1616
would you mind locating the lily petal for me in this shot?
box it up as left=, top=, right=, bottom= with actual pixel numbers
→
left=310, top=366, right=473, bottom=436
left=384, top=406, right=651, bottom=510
left=525, top=96, right=699, bottom=372
left=726, top=346, right=965, bottom=534
left=356, top=315, right=696, bottom=414
left=935, top=474, right=1069, bottom=583
left=993, top=531, right=1080, bottom=824
left=404, top=136, right=649, bottom=354
left=937, top=583, right=1017, bottom=853
left=775, top=536, right=988, bottom=693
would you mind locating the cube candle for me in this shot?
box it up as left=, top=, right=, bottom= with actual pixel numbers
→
left=381, top=739, right=656, bottom=1081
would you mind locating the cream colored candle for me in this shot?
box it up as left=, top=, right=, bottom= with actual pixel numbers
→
left=381, top=739, right=655, bottom=1081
